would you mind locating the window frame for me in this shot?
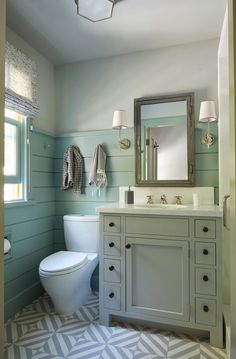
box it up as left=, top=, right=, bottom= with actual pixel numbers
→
left=4, top=112, right=28, bottom=203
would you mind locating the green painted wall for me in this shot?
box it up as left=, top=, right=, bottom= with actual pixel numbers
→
left=4, top=123, right=218, bottom=319
left=4, top=131, right=56, bottom=320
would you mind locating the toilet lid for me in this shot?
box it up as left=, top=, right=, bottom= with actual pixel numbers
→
left=39, top=251, right=88, bottom=273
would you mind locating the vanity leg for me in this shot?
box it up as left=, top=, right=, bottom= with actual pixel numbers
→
left=99, top=311, right=110, bottom=327
left=210, top=326, right=223, bottom=348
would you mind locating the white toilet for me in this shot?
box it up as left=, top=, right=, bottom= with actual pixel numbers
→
left=39, top=214, right=99, bottom=315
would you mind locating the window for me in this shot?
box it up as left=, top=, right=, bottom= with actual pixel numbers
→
left=4, top=108, right=28, bottom=202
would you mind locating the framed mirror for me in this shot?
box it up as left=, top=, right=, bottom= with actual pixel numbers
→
left=134, top=93, right=195, bottom=186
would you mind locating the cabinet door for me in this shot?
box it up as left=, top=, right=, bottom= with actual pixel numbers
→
left=126, top=237, right=190, bottom=321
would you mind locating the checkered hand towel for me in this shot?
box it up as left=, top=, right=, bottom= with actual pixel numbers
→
left=61, top=145, right=83, bottom=193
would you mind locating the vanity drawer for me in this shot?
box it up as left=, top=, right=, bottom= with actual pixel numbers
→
left=103, top=216, right=121, bottom=233
left=195, top=242, right=216, bottom=266
left=104, top=259, right=121, bottom=283
left=195, top=268, right=216, bottom=296
left=104, top=235, right=121, bottom=256
left=125, top=216, right=189, bottom=237
left=104, top=285, right=121, bottom=311
left=195, top=298, right=216, bottom=326
left=194, top=220, right=216, bottom=239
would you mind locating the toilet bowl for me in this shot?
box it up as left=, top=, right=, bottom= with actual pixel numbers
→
left=39, top=215, right=99, bottom=315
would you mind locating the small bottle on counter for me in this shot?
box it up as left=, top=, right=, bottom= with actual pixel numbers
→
left=125, top=186, right=134, bottom=204
left=193, top=193, right=199, bottom=207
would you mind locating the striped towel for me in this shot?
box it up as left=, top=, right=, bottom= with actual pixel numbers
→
left=61, top=145, right=83, bottom=193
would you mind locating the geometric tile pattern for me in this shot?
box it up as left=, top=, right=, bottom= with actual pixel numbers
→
left=4, top=293, right=227, bottom=359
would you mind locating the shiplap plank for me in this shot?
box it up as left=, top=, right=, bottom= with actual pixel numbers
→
left=54, top=156, right=134, bottom=173
left=5, top=217, right=55, bottom=243
left=54, top=229, right=64, bottom=245
left=32, top=155, right=55, bottom=172
left=32, top=172, right=54, bottom=187
left=4, top=245, right=54, bottom=283
left=4, top=202, right=55, bottom=226
left=195, top=153, right=218, bottom=171
left=195, top=170, right=219, bottom=187
left=31, top=187, right=55, bottom=203
left=55, top=201, right=105, bottom=216
left=31, top=132, right=55, bottom=158
left=55, top=186, right=119, bottom=202
left=5, top=267, right=40, bottom=301
left=5, top=231, right=54, bottom=261
left=55, top=130, right=134, bottom=158
left=5, top=282, right=43, bottom=321
left=54, top=216, right=64, bottom=230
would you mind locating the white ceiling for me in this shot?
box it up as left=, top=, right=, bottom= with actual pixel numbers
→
left=6, top=0, right=226, bottom=65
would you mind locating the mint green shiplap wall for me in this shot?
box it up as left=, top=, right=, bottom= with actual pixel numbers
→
left=4, top=131, right=56, bottom=320
left=4, top=124, right=218, bottom=319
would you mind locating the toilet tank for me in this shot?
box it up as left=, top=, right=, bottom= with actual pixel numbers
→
left=63, top=215, right=99, bottom=253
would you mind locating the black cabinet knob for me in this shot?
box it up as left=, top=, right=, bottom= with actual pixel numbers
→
left=203, top=226, right=209, bottom=233
left=203, top=275, right=209, bottom=282
left=109, top=265, right=114, bottom=271
left=126, top=244, right=131, bottom=249
left=203, top=249, right=208, bottom=255
left=109, top=222, right=115, bottom=227
left=203, top=305, right=209, bottom=312
left=109, top=292, right=114, bottom=298
left=109, top=242, right=114, bottom=247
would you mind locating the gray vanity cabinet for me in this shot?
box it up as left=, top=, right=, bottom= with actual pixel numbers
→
left=125, top=237, right=189, bottom=321
left=99, top=212, right=223, bottom=348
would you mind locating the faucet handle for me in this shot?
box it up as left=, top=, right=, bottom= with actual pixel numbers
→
left=146, top=195, right=153, bottom=204
left=175, top=195, right=182, bottom=205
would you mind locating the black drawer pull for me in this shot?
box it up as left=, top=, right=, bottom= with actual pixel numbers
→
left=203, top=249, right=208, bottom=255
left=203, top=275, right=209, bottom=282
left=109, top=222, right=115, bottom=227
left=203, top=305, right=209, bottom=312
left=203, top=226, right=209, bottom=233
left=109, top=242, right=114, bottom=247
left=126, top=244, right=131, bottom=249
left=109, top=292, right=114, bottom=298
left=109, top=265, right=114, bottom=271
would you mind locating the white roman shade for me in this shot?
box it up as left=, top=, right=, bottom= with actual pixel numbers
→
left=5, top=41, right=39, bottom=117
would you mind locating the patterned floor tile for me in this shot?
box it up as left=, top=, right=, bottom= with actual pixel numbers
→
left=133, top=351, right=166, bottom=359
left=200, top=343, right=227, bottom=359
left=42, top=332, right=77, bottom=357
left=4, top=344, right=33, bottom=359
left=4, top=293, right=226, bottom=359
left=167, top=336, right=201, bottom=358
left=137, top=332, right=169, bottom=357
left=67, top=338, right=105, bottom=358
left=108, top=326, right=141, bottom=350
left=101, top=344, right=135, bottom=359
left=82, top=322, right=114, bottom=343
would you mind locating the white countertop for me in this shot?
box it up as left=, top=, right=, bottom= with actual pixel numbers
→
left=96, top=202, right=223, bottom=217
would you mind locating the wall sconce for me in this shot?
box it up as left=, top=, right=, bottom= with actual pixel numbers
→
left=112, top=110, right=131, bottom=150
left=199, top=101, right=217, bottom=148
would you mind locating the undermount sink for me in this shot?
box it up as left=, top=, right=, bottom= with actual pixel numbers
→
left=134, top=203, right=188, bottom=209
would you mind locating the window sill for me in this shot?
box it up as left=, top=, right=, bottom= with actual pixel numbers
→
left=4, top=199, right=36, bottom=209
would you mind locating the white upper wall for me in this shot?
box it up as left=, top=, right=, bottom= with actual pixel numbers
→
left=55, top=39, right=219, bottom=134
left=6, top=27, right=56, bottom=134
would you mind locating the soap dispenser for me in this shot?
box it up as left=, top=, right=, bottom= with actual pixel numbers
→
left=125, top=186, right=134, bottom=204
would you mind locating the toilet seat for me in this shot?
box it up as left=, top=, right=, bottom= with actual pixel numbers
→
left=39, top=251, right=88, bottom=276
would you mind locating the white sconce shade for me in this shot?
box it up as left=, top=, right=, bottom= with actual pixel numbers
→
left=112, top=110, right=130, bottom=149
left=199, top=101, right=217, bottom=148
left=112, top=110, right=128, bottom=129
left=199, top=101, right=217, bottom=123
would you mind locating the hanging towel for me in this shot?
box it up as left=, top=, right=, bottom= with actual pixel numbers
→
left=61, top=145, right=83, bottom=193
left=89, top=144, right=107, bottom=189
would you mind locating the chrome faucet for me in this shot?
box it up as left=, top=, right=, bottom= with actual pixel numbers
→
left=175, top=195, right=182, bottom=205
left=160, top=194, right=167, bottom=204
left=146, top=195, right=154, bottom=204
